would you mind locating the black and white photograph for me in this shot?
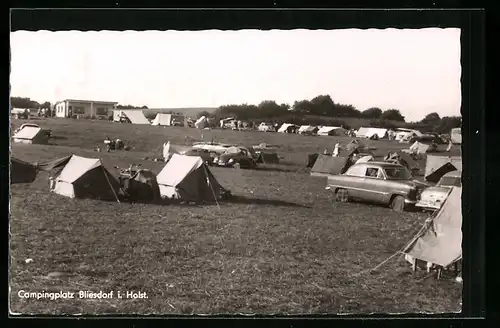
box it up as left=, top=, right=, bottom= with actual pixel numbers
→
left=9, top=16, right=465, bottom=315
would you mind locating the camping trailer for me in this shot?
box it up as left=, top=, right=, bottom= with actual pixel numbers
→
left=450, top=128, right=462, bottom=144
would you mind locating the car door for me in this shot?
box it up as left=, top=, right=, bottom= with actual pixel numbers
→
left=357, top=166, right=386, bottom=203
left=341, top=164, right=367, bottom=199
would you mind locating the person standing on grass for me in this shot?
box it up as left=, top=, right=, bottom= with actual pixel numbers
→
left=332, top=143, right=340, bottom=157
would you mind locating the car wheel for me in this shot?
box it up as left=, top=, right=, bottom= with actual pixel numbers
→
left=391, top=195, right=406, bottom=212
left=335, top=188, right=349, bottom=203
left=233, top=162, right=241, bottom=169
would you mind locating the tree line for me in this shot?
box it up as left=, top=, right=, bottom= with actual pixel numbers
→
left=198, top=94, right=461, bottom=134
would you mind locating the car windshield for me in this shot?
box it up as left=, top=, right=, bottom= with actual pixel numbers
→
left=438, top=176, right=461, bottom=187
left=384, top=167, right=412, bottom=180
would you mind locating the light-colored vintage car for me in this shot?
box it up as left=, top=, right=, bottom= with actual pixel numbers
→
left=326, top=162, right=427, bottom=211
left=416, top=170, right=461, bottom=211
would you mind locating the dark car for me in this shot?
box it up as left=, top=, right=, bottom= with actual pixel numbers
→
left=326, top=162, right=427, bottom=211
left=213, top=147, right=257, bottom=169
left=409, top=133, right=445, bottom=145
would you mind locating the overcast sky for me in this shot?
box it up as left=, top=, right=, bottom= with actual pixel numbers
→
left=10, top=28, right=461, bottom=122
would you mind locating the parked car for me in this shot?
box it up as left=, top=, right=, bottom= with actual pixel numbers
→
left=182, top=148, right=216, bottom=166
left=213, top=146, right=257, bottom=169
left=409, top=134, right=445, bottom=145
left=326, top=162, right=427, bottom=211
left=416, top=170, right=461, bottom=211
left=14, top=123, right=52, bottom=138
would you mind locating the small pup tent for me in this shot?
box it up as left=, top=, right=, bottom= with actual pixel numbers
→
left=403, top=186, right=462, bottom=269
left=10, top=157, right=38, bottom=184
left=50, top=155, right=120, bottom=201
left=12, top=126, right=48, bottom=144
left=156, top=154, right=227, bottom=202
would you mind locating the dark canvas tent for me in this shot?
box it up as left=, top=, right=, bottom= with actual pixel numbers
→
left=403, top=187, right=462, bottom=268
left=256, top=152, right=280, bottom=164
left=307, top=153, right=320, bottom=168
left=310, top=155, right=350, bottom=177
left=156, top=154, right=227, bottom=202
left=51, top=155, right=120, bottom=201
left=11, top=157, right=38, bottom=184
left=37, top=155, right=73, bottom=177
left=119, top=169, right=161, bottom=203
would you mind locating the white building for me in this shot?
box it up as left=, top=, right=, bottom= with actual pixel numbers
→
left=54, top=99, right=118, bottom=119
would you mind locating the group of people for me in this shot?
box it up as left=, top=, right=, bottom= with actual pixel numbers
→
left=95, top=137, right=125, bottom=152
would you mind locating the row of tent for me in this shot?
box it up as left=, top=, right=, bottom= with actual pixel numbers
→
left=277, top=124, right=348, bottom=136
left=113, top=110, right=210, bottom=130
left=11, top=153, right=228, bottom=203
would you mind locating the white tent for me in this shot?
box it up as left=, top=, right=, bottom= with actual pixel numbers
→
left=12, top=126, right=48, bottom=144
left=156, top=154, right=225, bottom=201
left=151, top=113, right=180, bottom=126
left=403, top=186, right=462, bottom=268
left=355, top=127, right=371, bottom=138
left=114, top=110, right=150, bottom=124
left=355, top=155, right=374, bottom=164
left=396, top=129, right=422, bottom=142
left=278, top=123, right=296, bottom=133
left=195, top=116, right=207, bottom=129
left=51, top=155, right=120, bottom=201
left=317, top=126, right=346, bottom=136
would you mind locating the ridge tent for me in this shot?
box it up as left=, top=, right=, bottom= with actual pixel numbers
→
left=114, top=110, right=150, bottom=124
left=298, top=125, right=318, bottom=135
left=151, top=113, right=185, bottom=126
left=156, top=154, right=227, bottom=202
left=367, top=128, right=388, bottom=139
left=310, top=154, right=350, bottom=177
left=50, top=155, right=120, bottom=201
left=13, top=126, right=48, bottom=144
left=278, top=123, right=297, bottom=133
left=403, top=186, right=462, bottom=269
left=355, top=127, right=371, bottom=138
left=119, top=169, right=161, bottom=203
left=317, top=126, right=346, bottom=136
left=11, top=157, right=38, bottom=184
left=195, top=116, right=207, bottom=129
left=307, top=153, right=320, bottom=168
left=424, top=155, right=462, bottom=181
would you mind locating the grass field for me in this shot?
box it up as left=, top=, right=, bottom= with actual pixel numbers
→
left=9, top=118, right=462, bottom=315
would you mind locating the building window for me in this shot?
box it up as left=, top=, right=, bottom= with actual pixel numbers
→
left=73, top=106, right=85, bottom=114
left=96, top=107, right=108, bottom=115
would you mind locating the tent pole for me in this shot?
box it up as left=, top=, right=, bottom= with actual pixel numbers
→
left=102, top=164, right=120, bottom=203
